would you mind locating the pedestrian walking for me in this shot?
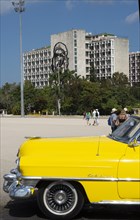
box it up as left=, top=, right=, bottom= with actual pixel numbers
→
left=85, top=111, right=91, bottom=125
left=108, top=108, right=118, bottom=132
left=92, top=109, right=96, bottom=125
left=93, top=109, right=99, bottom=125
left=83, top=111, right=86, bottom=119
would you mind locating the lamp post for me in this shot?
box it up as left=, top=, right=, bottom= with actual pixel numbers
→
left=12, top=0, right=25, bottom=117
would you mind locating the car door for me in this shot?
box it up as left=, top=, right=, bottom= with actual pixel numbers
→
left=118, top=136, right=140, bottom=199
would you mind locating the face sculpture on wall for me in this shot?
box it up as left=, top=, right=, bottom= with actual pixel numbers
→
left=52, top=42, right=69, bottom=72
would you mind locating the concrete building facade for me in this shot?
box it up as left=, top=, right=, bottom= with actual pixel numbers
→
left=51, top=29, right=86, bottom=78
left=129, top=52, right=140, bottom=85
left=23, top=29, right=129, bottom=87
left=88, top=33, right=129, bottom=79
left=24, top=47, right=51, bottom=87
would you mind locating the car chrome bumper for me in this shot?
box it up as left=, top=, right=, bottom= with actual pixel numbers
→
left=3, top=169, right=35, bottom=199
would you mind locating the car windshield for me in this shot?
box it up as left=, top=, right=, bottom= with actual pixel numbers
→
left=109, top=116, right=140, bottom=143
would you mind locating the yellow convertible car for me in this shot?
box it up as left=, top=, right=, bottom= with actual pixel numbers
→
left=3, top=116, right=140, bottom=220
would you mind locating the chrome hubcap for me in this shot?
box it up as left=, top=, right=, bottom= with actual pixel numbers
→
left=43, top=182, right=78, bottom=215
left=54, top=190, right=67, bottom=205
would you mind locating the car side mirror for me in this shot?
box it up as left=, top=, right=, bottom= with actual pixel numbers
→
left=129, top=139, right=139, bottom=147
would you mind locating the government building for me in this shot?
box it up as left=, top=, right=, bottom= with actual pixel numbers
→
left=129, top=51, right=140, bottom=86
left=23, top=29, right=130, bottom=88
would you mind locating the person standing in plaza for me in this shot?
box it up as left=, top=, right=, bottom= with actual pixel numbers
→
left=83, top=111, right=86, bottom=119
left=109, top=108, right=118, bottom=132
left=92, top=109, right=96, bottom=125
left=93, top=109, right=100, bottom=125
left=124, top=107, right=130, bottom=118
left=85, top=111, right=91, bottom=125
left=95, top=109, right=100, bottom=125
left=115, top=109, right=128, bottom=128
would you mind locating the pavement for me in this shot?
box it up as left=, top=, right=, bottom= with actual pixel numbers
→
left=0, top=116, right=111, bottom=206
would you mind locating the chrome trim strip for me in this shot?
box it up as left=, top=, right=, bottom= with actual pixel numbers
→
left=92, top=200, right=140, bottom=205
left=21, top=176, right=140, bottom=182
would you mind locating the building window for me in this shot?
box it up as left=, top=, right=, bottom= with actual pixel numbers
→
left=74, top=31, right=77, bottom=38
left=74, top=40, right=77, bottom=47
left=74, top=48, right=77, bottom=56
left=86, top=67, right=90, bottom=73
left=85, top=43, right=89, bottom=49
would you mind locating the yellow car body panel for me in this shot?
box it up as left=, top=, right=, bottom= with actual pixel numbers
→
left=19, top=136, right=125, bottom=177
left=118, top=145, right=140, bottom=199
left=18, top=135, right=140, bottom=202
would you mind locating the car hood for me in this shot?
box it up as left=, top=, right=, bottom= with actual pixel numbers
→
left=18, top=136, right=127, bottom=177
left=19, top=135, right=124, bottom=158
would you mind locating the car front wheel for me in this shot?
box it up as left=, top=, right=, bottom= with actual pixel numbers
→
left=37, top=181, right=84, bottom=220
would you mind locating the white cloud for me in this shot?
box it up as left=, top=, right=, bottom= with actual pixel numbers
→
left=125, top=11, right=139, bottom=24
left=26, top=0, right=41, bottom=4
left=65, top=0, right=75, bottom=10
left=85, top=0, right=113, bottom=5
left=0, top=0, right=13, bottom=15
left=65, top=0, right=113, bottom=10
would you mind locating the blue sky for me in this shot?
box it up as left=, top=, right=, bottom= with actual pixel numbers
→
left=0, top=0, right=139, bottom=86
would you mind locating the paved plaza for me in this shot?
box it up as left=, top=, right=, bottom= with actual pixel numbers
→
left=0, top=116, right=110, bottom=206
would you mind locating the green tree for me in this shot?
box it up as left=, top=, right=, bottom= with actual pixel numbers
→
left=111, top=72, right=129, bottom=86
left=24, top=80, right=36, bottom=114
left=49, top=69, right=80, bottom=114
left=0, top=83, right=20, bottom=114
left=0, top=71, right=139, bottom=116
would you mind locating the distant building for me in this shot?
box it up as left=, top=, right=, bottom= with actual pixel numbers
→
left=24, top=47, right=51, bottom=87
left=52, top=30, right=129, bottom=79
left=23, top=29, right=129, bottom=88
left=129, top=52, right=140, bottom=85
left=85, top=32, right=129, bottom=80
